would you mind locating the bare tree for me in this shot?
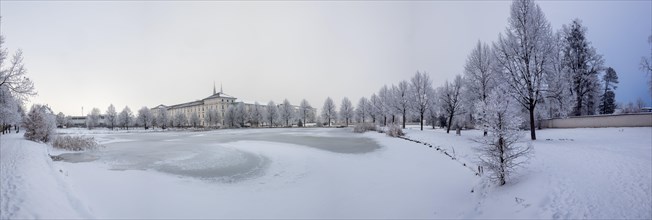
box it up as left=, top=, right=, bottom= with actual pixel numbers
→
left=409, top=71, right=434, bottom=131
left=118, top=106, right=134, bottom=130
left=378, top=86, right=392, bottom=126
left=249, top=102, right=263, bottom=127
left=355, top=97, right=370, bottom=123
left=493, top=0, right=554, bottom=140
left=106, top=104, right=118, bottom=130
left=86, top=108, right=101, bottom=130
left=299, top=99, right=313, bottom=127
left=204, top=107, right=220, bottom=128
left=0, top=35, right=36, bottom=102
left=464, top=41, right=497, bottom=135
left=56, top=112, right=67, bottom=128
left=391, top=81, right=410, bottom=128
left=137, top=107, right=153, bottom=129
left=369, top=93, right=381, bottom=124
left=475, top=88, right=532, bottom=186
left=439, top=75, right=463, bottom=134
left=156, top=108, right=169, bottom=129
left=640, top=35, right=652, bottom=97
left=265, top=101, right=278, bottom=127
left=339, top=97, right=354, bottom=127
left=321, top=97, right=337, bottom=127
left=279, top=99, right=295, bottom=127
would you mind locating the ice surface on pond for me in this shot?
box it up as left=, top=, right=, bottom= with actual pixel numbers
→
left=56, top=128, right=381, bottom=181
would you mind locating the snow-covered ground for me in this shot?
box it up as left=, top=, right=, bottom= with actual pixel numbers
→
left=1, top=127, right=650, bottom=219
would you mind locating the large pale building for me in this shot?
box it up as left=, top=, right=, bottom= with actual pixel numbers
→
left=151, top=84, right=316, bottom=127
left=151, top=84, right=238, bottom=127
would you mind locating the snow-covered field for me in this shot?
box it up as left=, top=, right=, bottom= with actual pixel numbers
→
left=1, top=127, right=651, bottom=219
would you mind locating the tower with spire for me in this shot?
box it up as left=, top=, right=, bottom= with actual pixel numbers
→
left=213, top=81, right=216, bottom=95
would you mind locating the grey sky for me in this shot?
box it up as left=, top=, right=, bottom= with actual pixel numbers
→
left=1, top=1, right=650, bottom=116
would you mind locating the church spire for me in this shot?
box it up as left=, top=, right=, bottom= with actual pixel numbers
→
left=213, top=81, right=216, bottom=95
left=220, top=83, right=223, bottom=93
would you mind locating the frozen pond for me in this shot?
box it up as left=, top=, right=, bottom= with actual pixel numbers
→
left=56, top=128, right=381, bottom=182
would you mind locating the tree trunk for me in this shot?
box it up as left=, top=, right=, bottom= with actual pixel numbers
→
left=402, top=110, right=406, bottom=129
left=420, top=113, right=424, bottom=131
left=529, top=107, right=536, bottom=140
left=446, top=114, right=453, bottom=134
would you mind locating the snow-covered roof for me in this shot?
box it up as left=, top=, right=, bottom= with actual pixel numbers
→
left=203, top=92, right=236, bottom=100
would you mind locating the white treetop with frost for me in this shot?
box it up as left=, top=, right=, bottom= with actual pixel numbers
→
left=493, top=0, right=554, bottom=140
left=321, top=97, right=337, bottom=127
left=137, top=107, right=153, bottom=129
left=355, top=97, right=370, bottom=123
left=409, top=71, right=434, bottom=131
left=339, top=97, right=354, bottom=127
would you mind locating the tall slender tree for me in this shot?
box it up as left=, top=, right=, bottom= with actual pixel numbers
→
left=439, top=75, right=463, bottom=134
left=321, top=97, right=337, bottom=127
left=409, top=71, right=434, bottom=131
left=561, top=19, right=604, bottom=116
left=599, top=67, right=619, bottom=114
left=493, top=0, right=555, bottom=140
left=339, top=97, right=354, bottom=127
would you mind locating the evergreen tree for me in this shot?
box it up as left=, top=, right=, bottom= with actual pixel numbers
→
left=561, top=19, right=604, bottom=116
left=599, top=67, right=618, bottom=114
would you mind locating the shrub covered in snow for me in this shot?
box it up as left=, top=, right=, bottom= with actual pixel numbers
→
left=353, top=123, right=377, bottom=133
left=22, top=104, right=56, bottom=143
left=52, top=135, right=100, bottom=151
left=385, top=123, right=405, bottom=137
left=474, top=89, right=532, bottom=185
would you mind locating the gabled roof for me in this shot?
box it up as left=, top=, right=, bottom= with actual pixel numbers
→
left=203, top=92, right=236, bottom=100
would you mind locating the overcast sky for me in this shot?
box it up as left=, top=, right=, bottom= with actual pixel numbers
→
left=1, top=1, right=650, bottom=116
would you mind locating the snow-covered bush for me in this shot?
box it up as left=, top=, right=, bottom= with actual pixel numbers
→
left=22, top=104, right=56, bottom=143
left=385, top=123, right=404, bottom=137
left=353, top=122, right=377, bottom=133
left=52, top=135, right=100, bottom=151
left=475, top=89, right=532, bottom=186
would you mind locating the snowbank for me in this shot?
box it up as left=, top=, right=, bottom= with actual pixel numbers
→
left=0, top=133, right=91, bottom=219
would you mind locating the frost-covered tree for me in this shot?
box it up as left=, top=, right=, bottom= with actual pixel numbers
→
left=249, top=102, right=263, bottom=127
left=86, top=108, right=101, bottom=129
left=204, top=108, right=220, bottom=128
left=172, top=111, right=187, bottom=128
left=156, top=108, right=169, bottom=129
left=0, top=86, right=21, bottom=133
left=298, top=99, right=313, bottom=127
left=599, top=67, right=619, bottom=114
left=105, top=104, right=118, bottom=130
left=541, top=32, right=574, bottom=119
left=55, top=112, right=66, bottom=128
left=493, top=0, right=554, bottom=140
left=425, top=89, right=438, bottom=129
left=235, top=102, right=249, bottom=127
left=378, top=85, right=392, bottom=126
left=369, top=93, right=381, bottom=124
left=561, top=19, right=604, bottom=116
left=189, top=111, right=201, bottom=128
left=22, top=104, right=56, bottom=142
left=640, top=35, right=652, bottom=97
left=265, top=101, right=278, bottom=127
left=137, top=107, right=153, bottom=129
left=224, top=105, right=238, bottom=128
left=279, top=99, right=294, bottom=127
left=439, top=75, right=463, bottom=134
left=118, top=106, right=134, bottom=130
left=0, top=35, right=36, bottom=102
left=355, top=97, right=370, bottom=123
left=321, top=97, right=337, bottom=127
left=475, top=89, right=532, bottom=186
left=339, top=97, right=354, bottom=127
left=391, top=81, right=410, bottom=128
left=464, top=41, right=498, bottom=135
left=409, top=71, right=434, bottom=130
